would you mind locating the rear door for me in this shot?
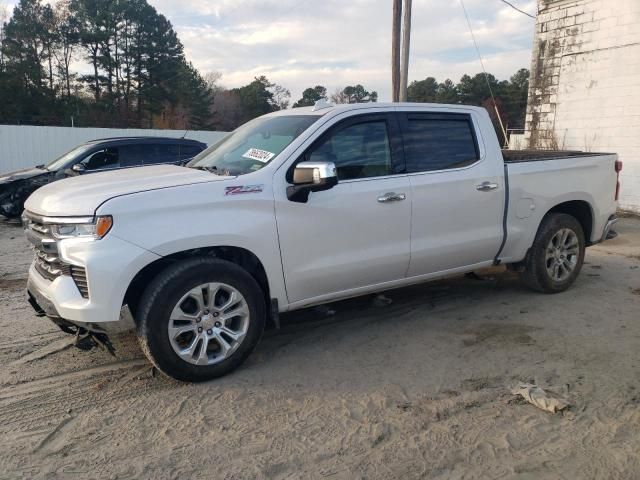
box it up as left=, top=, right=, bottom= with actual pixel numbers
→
left=399, top=111, right=504, bottom=276
left=275, top=113, right=412, bottom=304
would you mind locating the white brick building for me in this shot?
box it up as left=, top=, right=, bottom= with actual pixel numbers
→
left=525, top=0, right=640, bottom=212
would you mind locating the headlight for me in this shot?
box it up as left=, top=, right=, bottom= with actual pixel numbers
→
left=49, top=216, right=113, bottom=240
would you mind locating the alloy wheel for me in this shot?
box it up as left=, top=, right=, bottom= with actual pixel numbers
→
left=167, top=282, right=250, bottom=366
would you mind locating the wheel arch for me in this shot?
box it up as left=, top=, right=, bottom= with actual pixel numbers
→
left=124, top=246, right=271, bottom=324
left=546, top=199, right=594, bottom=242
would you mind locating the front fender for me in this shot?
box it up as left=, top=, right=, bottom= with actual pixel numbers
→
left=97, top=181, right=288, bottom=307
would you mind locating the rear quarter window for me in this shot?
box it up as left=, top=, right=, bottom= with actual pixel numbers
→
left=179, top=144, right=204, bottom=160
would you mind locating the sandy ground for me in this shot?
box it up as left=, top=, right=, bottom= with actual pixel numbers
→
left=0, top=217, right=639, bottom=480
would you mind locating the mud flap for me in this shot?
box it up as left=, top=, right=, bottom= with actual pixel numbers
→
left=270, top=299, right=280, bottom=329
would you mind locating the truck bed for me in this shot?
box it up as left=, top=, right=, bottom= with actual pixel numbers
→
left=498, top=149, right=618, bottom=264
left=502, top=149, right=613, bottom=163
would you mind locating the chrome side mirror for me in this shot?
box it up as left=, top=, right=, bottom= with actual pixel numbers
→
left=64, top=163, right=85, bottom=176
left=65, top=163, right=86, bottom=176
left=287, top=161, right=338, bottom=203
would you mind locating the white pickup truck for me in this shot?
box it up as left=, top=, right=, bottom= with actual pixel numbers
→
left=23, top=102, right=622, bottom=382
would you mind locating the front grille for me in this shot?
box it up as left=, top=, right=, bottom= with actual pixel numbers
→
left=24, top=212, right=89, bottom=298
left=34, top=252, right=72, bottom=280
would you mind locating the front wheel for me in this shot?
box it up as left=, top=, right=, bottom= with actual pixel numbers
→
left=137, top=258, right=266, bottom=382
left=520, top=213, right=586, bottom=293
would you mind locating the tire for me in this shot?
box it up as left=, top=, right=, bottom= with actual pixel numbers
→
left=520, top=213, right=586, bottom=293
left=137, top=257, right=266, bottom=382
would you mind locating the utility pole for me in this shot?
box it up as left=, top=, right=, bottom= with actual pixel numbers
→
left=391, top=0, right=402, bottom=102
left=399, top=0, right=412, bottom=102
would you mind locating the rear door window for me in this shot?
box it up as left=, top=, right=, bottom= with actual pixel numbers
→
left=400, top=113, right=479, bottom=173
left=118, top=145, right=150, bottom=167
left=179, top=144, right=204, bottom=161
left=143, top=144, right=180, bottom=165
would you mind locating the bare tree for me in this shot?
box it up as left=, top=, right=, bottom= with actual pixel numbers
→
left=330, top=87, right=347, bottom=104
left=0, top=2, right=10, bottom=71
left=204, top=71, right=224, bottom=95
left=51, top=0, right=77, bottom=98
left=270, top=84, right=290, bottom=110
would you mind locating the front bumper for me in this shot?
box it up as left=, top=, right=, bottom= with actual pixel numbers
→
left=25, top=233, right=160, bottom=332
left=27, top=266, right=135, bottom=334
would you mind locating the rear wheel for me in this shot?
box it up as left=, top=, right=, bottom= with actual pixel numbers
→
left=520, top=213, right=585, bottom=293
left=137, top=258, right=266, bottom=382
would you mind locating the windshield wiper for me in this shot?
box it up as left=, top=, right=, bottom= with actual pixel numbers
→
left=192, top=165, right=218, bottom=174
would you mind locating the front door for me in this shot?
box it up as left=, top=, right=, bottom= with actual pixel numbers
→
left=274, top=114, right=411, bottom=305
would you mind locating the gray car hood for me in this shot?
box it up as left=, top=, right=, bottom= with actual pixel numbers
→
left=0, top=167, right=49, bottom=184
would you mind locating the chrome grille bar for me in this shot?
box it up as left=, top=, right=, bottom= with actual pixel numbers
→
left=24, top=210, right=89, bottom=298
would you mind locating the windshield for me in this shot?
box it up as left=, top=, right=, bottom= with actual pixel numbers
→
left=46, top=144, right=94, bottom=171
left=188, top=115, right=319, bottom=175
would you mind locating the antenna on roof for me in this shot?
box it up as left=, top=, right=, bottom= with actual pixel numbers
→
left=312, top=99, right=334, bottom=112
left=181, top=129, right=189, bottom=139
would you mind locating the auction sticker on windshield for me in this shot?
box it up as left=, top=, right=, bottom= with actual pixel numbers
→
left=242, top=148, right=275, bottom=163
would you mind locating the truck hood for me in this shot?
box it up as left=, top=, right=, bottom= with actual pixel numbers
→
left=0, top=166, right=48, bottom=184
left=24, top=165, right=232, bottom=216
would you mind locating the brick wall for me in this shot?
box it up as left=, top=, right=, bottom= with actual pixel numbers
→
left=525, top=0, right=640, bottom=212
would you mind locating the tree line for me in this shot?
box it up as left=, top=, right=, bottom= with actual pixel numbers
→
left=0, top=0, right=212, bottom=129
left=289, top=71, right=529, bottom=144
left=407, top=70, right=530, bottom=144
left=1, top=0, right=529, bottom=139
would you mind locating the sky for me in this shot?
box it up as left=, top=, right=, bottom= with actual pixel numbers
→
left=4, top=0, right=537, bottom=103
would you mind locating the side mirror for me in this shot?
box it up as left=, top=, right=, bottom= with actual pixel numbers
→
left=287, top=161, right=338, bottom=203
left=65, top=164, right=86, bottom=176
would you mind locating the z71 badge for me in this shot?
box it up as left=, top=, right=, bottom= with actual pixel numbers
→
left=225, top=185, right=264, bottom=196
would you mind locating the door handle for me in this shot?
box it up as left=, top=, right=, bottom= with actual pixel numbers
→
left=476, top=182, right=499, bottom=192
left=377, top=192, right=406, bottom=203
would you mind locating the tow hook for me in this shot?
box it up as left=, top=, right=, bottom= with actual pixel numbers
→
left=74, top=329, right=116, bottom=356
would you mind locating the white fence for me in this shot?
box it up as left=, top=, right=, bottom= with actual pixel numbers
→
left=0, top=125, right=227, bottom=174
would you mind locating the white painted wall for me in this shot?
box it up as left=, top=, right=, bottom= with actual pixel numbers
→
left=525, top=0, right=640, bottom=213
left=0, top=125, right=227, bottom=174
left=508, top=133, right=526, bottom=150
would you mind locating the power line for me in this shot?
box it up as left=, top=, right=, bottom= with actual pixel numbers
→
left=459, top=0, right=508, bottom=142
left=498, top=0, right=536, bottom=19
